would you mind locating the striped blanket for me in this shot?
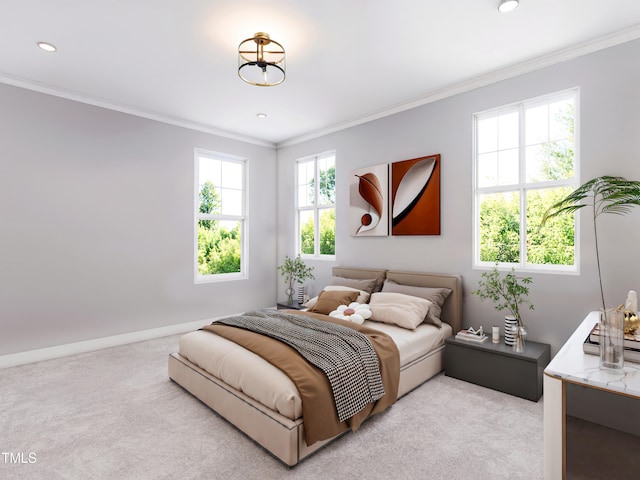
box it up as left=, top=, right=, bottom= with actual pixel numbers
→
left=216, top=309, right=385, bottom=422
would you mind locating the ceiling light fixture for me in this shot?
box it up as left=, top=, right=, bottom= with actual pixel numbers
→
left=256, top=113, right=268, bottom=119
left=238, top=32, right=285, bottom=87
left=37, top=41, right=57, bottom=52
left=498, top=0, right=519, bottom=13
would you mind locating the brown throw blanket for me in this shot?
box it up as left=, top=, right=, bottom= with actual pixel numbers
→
left=202, top=310, right=400, bottom=446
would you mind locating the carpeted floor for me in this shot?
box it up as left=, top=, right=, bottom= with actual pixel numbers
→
left=1, top=334, right=544, bottom=480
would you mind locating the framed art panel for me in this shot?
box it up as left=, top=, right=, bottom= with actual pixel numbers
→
left=391, top=154, right=441, bottom=235
left=349, top=163, right=389, bottom=236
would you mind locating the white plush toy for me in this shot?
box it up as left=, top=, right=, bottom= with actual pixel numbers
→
left=329, top=302, right=372, bottom=325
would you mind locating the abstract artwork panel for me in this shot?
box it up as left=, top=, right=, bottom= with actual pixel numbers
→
left=391, top=154, right=441, bottom=235
left=349, top=163, right=389, bottom=236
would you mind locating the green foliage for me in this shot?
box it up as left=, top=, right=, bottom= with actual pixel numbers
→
left=526, top=188, right=575, bottom=265
left=472, top=265, right=534, bottom=325
left=479, top=101, right=575, bottom=266
left=277, top=254, right=315, bottom=290
left=300, top=209, right=335, bottom=256
left=479, top=193, right=520, bottom=263
left=197, top=221, right=241, bottom=275
left=308, top=165, right=336, bottom=204
left=319, top=165, right=336, bottom=204
left=199, top=180, right=220, bottom=229
left=300, top=218, right=315, bottom=255
left=197, top=181, right=241, bottom=275
left=541, top=175, right=640, bottom=310
left=319, top=209, right=335, bottom=255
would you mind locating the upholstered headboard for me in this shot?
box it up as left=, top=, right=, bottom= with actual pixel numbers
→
left=331, top=267, right=463, bottom=333
left=385, top=270, right=463, bottom=334
left=331, top=266, right=387, bottom=292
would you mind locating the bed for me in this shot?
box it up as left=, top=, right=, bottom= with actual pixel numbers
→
left=168, top=267, right=462, bottom=466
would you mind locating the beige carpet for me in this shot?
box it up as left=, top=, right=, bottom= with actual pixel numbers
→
left=1, top=334, right=544, bottom=480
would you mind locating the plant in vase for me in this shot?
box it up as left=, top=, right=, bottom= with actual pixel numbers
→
left=541, top=175, right=640, bottom=368
left=277, top=255, right=315, bottom=305
left=472, top=265, right=534, bottom=352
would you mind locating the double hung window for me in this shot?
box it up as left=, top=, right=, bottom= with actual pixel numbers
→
left=297, top=152, right=336, bottom=258
left=195, top=149, right=246, bottom=282
left=473, top=89, right=578, bottom=271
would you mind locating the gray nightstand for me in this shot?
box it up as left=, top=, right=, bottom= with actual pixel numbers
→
left=276, top=301, right=305, bottom=310
left=444, top=336, right=551, bottom=401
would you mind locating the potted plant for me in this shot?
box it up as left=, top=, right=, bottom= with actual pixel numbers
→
left=277, top=255, right=315, bottom=305
left=472, top=265, right=534, bottom=352
left=541, top=175, right=640, bottom=312
left=541, top=175, right=640, bottom=368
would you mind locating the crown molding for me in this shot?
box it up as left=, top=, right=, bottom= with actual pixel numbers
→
left=2, top=25, right=639, bottom=151
left=277, top=25, right=640, bottom=148
left=0, top=74, right=276, bottom=149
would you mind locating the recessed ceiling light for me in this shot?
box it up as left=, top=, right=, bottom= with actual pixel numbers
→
left=498, top=0, right=519, bottom=13
left=37, top=42, right=57, bottom=52
left=256, top=113, right=267, bottom=119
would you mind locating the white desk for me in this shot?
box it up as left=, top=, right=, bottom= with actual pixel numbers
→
left=543, top=311, right=640, bottom=479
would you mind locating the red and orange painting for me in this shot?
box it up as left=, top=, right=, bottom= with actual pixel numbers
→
left=391, top=154, right=441, bottom=235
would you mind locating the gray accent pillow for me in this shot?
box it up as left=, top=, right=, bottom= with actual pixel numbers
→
left=381, top=280, right=452, bottom=327
left=329, top=276, right=378, bottom=294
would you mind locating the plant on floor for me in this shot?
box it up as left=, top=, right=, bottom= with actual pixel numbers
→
left=277, top=254, right=315, bottom=304
left=541, top=176, right=640, bottom=311
left=472, top=265, right=534, bottom=327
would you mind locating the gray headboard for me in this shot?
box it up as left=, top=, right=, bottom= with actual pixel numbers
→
left=331, top=267, right=463, bottom=333
left=385, top=270, right=463, bottom=334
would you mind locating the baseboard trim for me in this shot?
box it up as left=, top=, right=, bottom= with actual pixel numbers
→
left=0, top=313, right=243, bottom=369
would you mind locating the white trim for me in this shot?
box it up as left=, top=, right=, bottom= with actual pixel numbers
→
left=1, top=26, right=638, bottom=150
left=472, top=89, right=579, bottom=272
left=0, top=314, right=245, bottom=369
left=277, top=25, right=640, bottom=148
left=0, top=73, right=275, bottom=148
left=194, top=149, right=248, bottom=283
left=295, top=152, right=336, bottom=258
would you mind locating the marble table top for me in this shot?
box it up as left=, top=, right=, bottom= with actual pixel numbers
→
left=544, top=311, right=640, bottom=398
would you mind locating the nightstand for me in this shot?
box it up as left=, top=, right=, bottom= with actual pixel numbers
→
left=276, top=301, right=305, bottom=310
left=444, top=335, right=551, bottom=401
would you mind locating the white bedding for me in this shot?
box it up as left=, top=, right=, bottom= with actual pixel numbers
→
left=178, top=318, right=452, bottom=421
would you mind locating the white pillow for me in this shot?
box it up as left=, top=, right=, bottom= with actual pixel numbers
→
left=369, top=292, right=432, bottom=330
left=303, top=285, right=371, bottom=309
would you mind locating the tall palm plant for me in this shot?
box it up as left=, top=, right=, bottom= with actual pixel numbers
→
left=541, top=176, right=640, bottom=311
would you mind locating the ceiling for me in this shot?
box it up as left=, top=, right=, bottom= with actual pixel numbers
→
left=2, top=1, right=640, bottom=148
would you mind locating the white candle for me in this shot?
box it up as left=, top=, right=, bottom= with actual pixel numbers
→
left=492, top=325, right=500, bottom=344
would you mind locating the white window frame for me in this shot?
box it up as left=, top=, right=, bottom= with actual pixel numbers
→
left=194, top=148, right=248, bottom=283
left=296, top=151, right=336, bottom=260
left=472, top=88, right=580, bottom=273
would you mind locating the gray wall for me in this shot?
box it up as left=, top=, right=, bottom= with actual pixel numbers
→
left=3, top=38, right=640, bottom=359
left=0, top=84, right=277, bottom=355
left=277, top=39, right=640, bottom=356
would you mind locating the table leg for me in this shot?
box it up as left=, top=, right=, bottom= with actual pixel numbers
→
left=543, top=373, right=565, bottom=479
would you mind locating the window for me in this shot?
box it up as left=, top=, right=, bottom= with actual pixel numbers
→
left=473, top=89, right=578, bottom=271
left=195, top=149, right=246, bottom=282
left=297, top=152, right=336, bottom=258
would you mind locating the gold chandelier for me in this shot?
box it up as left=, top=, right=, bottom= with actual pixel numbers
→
left=238, top=32, right=286, bottom=87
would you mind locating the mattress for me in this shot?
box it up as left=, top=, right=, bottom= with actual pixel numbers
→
left=177, top=318, right=452, bottom=421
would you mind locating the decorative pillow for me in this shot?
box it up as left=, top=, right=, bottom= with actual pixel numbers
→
left=369, top=292, right=433, bottom=330
left=329, top=302, right=372, bottom=325
left=309, top=290, right=359, bottom=315
left=329, top=276, right=378, bottom=294
left=381, top=280, right=451, bottom=327
left=303, top=286, right=370, bottom=309
left=324, top=286, right=370, bottom=303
